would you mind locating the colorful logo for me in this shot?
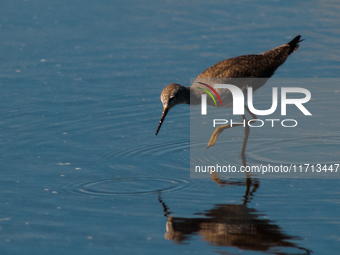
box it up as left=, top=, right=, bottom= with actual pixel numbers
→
left=197, top=82, right=223, bottom=107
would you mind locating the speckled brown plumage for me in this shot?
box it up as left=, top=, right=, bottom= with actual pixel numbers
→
left=198, top=35, right=303, bottom=79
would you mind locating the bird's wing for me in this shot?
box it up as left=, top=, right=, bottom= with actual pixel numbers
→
left=197, top=36, right=301, bottom=79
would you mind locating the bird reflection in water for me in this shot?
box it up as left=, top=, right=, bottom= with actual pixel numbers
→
left=158, top=176, right=312, bottom=254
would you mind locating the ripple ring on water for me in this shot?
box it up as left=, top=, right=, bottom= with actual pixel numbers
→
left=64, top=177, right=189, bottom=196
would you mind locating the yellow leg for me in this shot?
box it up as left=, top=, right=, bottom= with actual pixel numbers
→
left=207, top=105, right=258, bottom=150
left=207, top=120, right=244, bottom=148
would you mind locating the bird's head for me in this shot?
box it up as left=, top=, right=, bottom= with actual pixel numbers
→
left=155, top=83, right=189, bottom=135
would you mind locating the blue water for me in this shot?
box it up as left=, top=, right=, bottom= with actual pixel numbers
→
left=1, top=0, right=339, bottom=254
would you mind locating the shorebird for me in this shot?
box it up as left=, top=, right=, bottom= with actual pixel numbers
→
left=155, top=35, right=303, bottom=148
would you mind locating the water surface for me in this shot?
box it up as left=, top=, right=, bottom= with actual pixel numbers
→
left=0, top=0, right=339, bottom=254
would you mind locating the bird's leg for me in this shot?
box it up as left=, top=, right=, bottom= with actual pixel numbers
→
left=207, top=104, right=257, bottom=149
left=207, top=105, right=257, bottom=185
left=240, top=105, right=257, bottom=156
left=240, top=114, right=249, bottom=156
left=244, top=104, right=257, bottom=121
left=240, top=105, right=260, bottom=203
left=208, top=114, right=245, bottom=186
left=207, top=116, right=245, bottom=148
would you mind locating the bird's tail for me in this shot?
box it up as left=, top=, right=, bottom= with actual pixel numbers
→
left=287, top=35, right=304, bottom=54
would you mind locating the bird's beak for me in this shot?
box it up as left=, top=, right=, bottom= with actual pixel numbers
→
left=155, top=107, right=169, bottom=135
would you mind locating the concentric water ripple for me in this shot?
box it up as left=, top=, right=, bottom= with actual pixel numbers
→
left=63, top=177, right=194, bottom=196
